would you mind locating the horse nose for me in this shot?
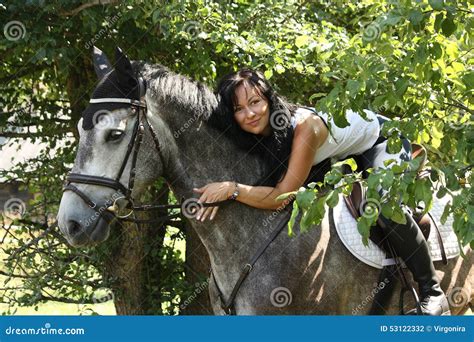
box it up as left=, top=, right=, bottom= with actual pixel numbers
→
left=63, top=219, right=92, bottom=246
left=67, top=219, right=83, bottom=236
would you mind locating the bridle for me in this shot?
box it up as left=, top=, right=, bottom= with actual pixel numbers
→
left=63, top=77, right=230, bottom=226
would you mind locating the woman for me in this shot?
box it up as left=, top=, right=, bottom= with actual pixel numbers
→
left=196, top=68, right=450, bottom=315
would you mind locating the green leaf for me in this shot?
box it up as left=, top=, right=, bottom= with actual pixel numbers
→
left=295, top=35, right=310, bottom=48
left=313, top=196, right=327, bottom=225
left=346, top=79, right=362, bottom=98
left=434, top=13, right=444, bottom=32
left=430, top=42, right=443, bottom=60
left=264, top=69, right=273, bottom=80
left=381, top=170, right=394, bottom=188
left=462, top=71, right=474, bottom=89
left=367, top=173, right=381, bottom=189
left=287, top=201, right=300, bottom=237
left=408, top=9, right=424, bottom=27
left=391, top=206, right=407, bottom=225
left=440, top=203, right=451, bottom=224
left=296, top=190, right=314, bottom=210
left=274, top=64, right=285, bottom=74
left=436, top=187, right=447, bottom=199
left=152, top=9, right=161, bottom=24
left=276, top=191, right=297, bottom=201
left=357, top=217, right=371, bottom=246
left=332, top=158, right=358, bottom=172
left=383, top=13, right=402, bottom=26
left=326, top=190, right=339, bottom=208
left=324, top=168, right=343, bottom=185
left=395, top=77, right=409, bottom=98
left=441, top=17, right=457, bottom=37
left=429, top=0, right=445, bottom=10
left=381, top=203, right=393, bottom=218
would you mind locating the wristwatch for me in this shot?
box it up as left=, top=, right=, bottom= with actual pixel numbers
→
left=228, top=182, right=239, bottom=200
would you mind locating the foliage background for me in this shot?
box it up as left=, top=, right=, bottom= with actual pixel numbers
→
left=0, top=0, right=472, bottom=314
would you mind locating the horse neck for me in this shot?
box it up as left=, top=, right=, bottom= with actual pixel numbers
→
left=145, top=94, right=281, bottom=284
left=141, top=65, right=287, bottom=289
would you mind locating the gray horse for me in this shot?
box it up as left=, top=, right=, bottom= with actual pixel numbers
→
left=57, top=47, right=473, bottom=315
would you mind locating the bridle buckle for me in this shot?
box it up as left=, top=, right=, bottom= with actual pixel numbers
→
left=106, top=196, right=134, bottom=219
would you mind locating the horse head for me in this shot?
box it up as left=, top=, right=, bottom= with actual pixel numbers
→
left=57, top=47, right=169, bottom=246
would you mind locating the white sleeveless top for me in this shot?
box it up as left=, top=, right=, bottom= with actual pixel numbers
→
left=290, top=107, right=380, bottom=165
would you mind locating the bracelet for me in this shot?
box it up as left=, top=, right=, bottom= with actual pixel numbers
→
left=228, top=182, right=239, bottom=200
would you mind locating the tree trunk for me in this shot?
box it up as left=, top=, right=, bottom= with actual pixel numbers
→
left=65, top=60, right=211, bottom=315
left=181, top=220, right=212, bottom=314
left=98, top=185, right=169, bottom=315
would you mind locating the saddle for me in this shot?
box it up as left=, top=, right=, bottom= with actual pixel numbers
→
left=341, top=143, right=447, bottom=264
left=334, top=143, right=456, bottom=314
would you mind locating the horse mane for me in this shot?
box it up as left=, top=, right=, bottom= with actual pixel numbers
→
left=132, top=61, right=219, bottom=122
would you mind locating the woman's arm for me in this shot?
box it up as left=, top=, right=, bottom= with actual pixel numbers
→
left=235, top=118, right=321, bottom=210
left=194, top=115, right=327, bottom=220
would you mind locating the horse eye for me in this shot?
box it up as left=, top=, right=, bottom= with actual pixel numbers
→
left=106, top=129, right=124, bottom=142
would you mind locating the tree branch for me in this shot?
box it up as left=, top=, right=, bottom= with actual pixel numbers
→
left=40, top=294, right=96, bottom=305
left=59, top=0, right=119, bottom=16
left=0, top=129, right=71, bottom=138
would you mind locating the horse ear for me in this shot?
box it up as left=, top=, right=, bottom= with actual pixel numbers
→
left=92, top=46, right=111, bottom=80
left=115, top=47, right=136, bottom=87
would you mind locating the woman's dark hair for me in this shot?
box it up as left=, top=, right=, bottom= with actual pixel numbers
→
left=208, top=68, right=297, bottom=187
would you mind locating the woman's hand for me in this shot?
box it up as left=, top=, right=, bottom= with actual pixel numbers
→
left=193, top=181, right=233, bottom=221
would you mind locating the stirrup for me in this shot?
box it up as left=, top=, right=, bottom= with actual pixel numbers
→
left=399, top=286, right=423, bottom=315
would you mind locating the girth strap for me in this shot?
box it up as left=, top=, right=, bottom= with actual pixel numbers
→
left=211, top=204, right=293, bottom=315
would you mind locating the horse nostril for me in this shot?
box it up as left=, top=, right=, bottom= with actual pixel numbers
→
left=68, top=220, right=82, bottom=235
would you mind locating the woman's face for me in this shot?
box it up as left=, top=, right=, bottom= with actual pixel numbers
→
left=233, top=82, right=272, bottom=136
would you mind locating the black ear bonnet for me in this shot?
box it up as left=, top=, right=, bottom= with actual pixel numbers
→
left=82, top=47, right=147, bottom=130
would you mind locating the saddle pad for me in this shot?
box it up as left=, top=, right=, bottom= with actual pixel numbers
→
left=332, top=193, right=460, bottom=269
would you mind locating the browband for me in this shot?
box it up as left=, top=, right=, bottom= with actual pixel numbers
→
left=89, top=98, right=146, bottom=108
left=89, top=76, right=147, bottom=108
